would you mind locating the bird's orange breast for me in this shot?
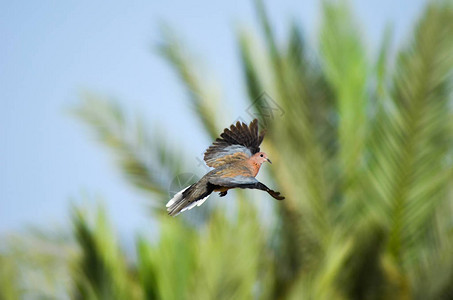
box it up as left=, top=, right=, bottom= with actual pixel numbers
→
left=248, top=161, right=261, bottom=177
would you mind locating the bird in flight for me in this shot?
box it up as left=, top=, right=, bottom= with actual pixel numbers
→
left=166, top=119, right=284, bottom=216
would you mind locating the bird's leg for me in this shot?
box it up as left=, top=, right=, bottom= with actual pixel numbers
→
left=219, top=191, right=228, bottom=197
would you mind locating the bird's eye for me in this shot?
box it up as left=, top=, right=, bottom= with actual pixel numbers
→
left=260, top=154, right=263, bottom=157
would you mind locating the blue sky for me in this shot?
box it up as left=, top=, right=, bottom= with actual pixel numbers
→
left=1, top=0, right=426, bottom=239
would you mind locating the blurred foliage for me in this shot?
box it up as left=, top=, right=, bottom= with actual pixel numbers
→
left=2, top=0, right=453, bottom=299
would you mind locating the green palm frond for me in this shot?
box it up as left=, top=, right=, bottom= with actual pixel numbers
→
left=0, top=229, right=75, bottom=299
left=72, top=205, right=141, bottom=300
left=0, top=255, right=21, bottom=300
left=158, top=27, right=221, bottom=140
left=375, top=24, right=394, bottom=100
left=370, top=1, right=453, bottom=261
left=191, top=202, right=270, bottom=300
left=136, top=238, right=159, bottom=300
left=411, top=193, right=453, bottom=299
left=320, top=1, right=370, bottom=227
left=138, top=218, right=196, bottom=300
left=74, top=96, right=186, bottom=212
left=238, top=30, right=266, bottom=110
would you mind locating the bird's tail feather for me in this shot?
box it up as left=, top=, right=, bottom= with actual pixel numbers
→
left=166, top=184, right=210, bottom=216
left=166, top=185, right=191, bottom=208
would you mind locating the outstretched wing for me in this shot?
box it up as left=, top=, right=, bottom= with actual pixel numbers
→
left=208, top=176, right=285, bottom=200
left=204, top=119, right=265, bottom=168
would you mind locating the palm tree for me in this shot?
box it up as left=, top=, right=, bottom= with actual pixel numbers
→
left=2, top=0, right=453, bottom=299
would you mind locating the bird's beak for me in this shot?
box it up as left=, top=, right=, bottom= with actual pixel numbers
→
left=267, top=158, right=272, bottom=164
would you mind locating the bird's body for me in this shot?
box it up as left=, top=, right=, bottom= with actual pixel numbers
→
left=166, top=119, right=284, bottom=216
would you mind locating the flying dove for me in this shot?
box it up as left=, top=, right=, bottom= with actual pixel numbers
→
left=166, top=119, right=284, bottom=216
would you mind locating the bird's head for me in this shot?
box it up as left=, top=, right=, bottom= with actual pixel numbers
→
left=251, top=152, right=272, bottom=165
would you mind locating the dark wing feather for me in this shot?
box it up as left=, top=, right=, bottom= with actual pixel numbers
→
left=203, top=119, right=265, bottom=168
left=208, top=176, right=285, bottom=200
